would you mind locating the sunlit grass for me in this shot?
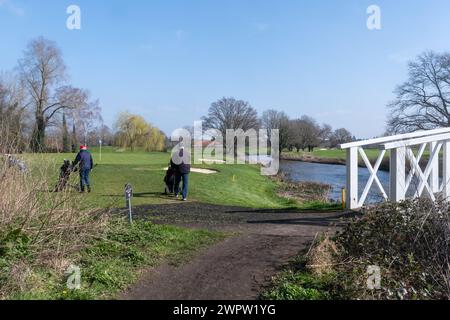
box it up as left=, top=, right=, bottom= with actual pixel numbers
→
left=20, top=146, right=322, bottom=210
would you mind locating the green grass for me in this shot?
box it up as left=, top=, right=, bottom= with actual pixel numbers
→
left=261, top=256, right=335, bottom=301
left=4, top=148, right=340, bottom=300
left=10, top=219, right=225, bottom=300
left=282, top=148, right=382, bottom=160
left=282, top=148, right=431, bottom=162
left=22, top=147, right=332, bottom=210
left=261, top=271, right=332, bottom=300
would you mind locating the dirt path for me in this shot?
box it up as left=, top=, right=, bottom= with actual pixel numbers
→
left=120, top=203, right=353, bottom=300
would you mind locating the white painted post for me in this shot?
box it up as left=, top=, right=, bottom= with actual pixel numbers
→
left=390, top=147, right=406, bottom=202
left=429, top=142, right=439, bottom=193
left=99, top=139, right=102, bottom=162
left=346, top=147, right=358, bottom=209
left=442, top=141, right=450, bottom=200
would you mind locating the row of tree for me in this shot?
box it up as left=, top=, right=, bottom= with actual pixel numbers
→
left=0, top=37, right=167, bottom=154
left=199, top=51, right=450, bottom=149
left=200, top=97, right=354, bottom=152
left=0, top=37, right=103, bottom=153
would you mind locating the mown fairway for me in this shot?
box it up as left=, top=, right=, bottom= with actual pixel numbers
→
left=23, top=147, right=298, bottom=210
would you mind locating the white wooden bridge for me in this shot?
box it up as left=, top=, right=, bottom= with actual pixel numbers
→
left=340, top=128, right=450, bottom=210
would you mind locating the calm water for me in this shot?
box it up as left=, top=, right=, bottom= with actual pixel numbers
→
left=280, top=160, right=391, bottom=203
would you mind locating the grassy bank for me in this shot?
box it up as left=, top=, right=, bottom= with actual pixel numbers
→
left=8, top=218, right=224, bottom=300
left=0, top=159, right=226, bottom=300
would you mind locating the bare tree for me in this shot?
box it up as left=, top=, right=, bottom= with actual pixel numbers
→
left=18, top=37, right=93, bottom=152
left=261, top=109, right=290, bottom=150
left=68, top=93, right=102, bottom=146
left=388, top=51, right=450, bottom=133
left=287, top=116, right=320, bottom=152
left=98, top=124, right=114, bottom=146
left=0, top=73, right=29, bottom=152
left=318, top=123, right=333, bottom=147
left=202, top=97, right=260, bottom=157
left=202, top=97, right=260, bottom=138
left=330, top=128, right=353, bottom=147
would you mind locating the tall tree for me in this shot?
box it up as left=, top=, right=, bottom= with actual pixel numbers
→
left=261, top=109, right=290, bottom=150
left=203, top=97, right=260, bottom=156
left=202, top=97, right=260, bottom=138
left=18, top=37, right=93, bottom=152
left=62, top=113, right=70, bottom=153
left=330, top=128, right=353, bottom=147
left=114, top=112, right=166, bottom=152
left=71, top=122, right=77, bottom=153
left=388, top=51, right=450, bottom=133
left=287, top=116, right=320, bottom=152
left=318, top=123, right=333, bottom=147
left=0, top=75, right=28, bottom=152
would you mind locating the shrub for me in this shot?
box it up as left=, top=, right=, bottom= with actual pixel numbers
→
left=264, top=199, right=449, bottom=300
left=333, top=199, right=449, bottom=300
left=0, top=157, right=109, bottom=298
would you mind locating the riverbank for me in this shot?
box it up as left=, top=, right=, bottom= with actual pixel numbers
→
left=281, top=154, right=346, bottom=166
left=281, top=150, right=391, bottom=171
left=281, top=150, right=434, bottom=173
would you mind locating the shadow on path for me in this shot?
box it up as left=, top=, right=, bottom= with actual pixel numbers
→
left=120, top=202, right=354, bottom=300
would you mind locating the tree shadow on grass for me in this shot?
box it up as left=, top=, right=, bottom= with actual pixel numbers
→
left=101, top=192, right=175, bottom=202
left=133, top=192, right=167, bottom=198
left=245, top=211, right=359, bottom=227
left=224, top=206, right=345, bottom=214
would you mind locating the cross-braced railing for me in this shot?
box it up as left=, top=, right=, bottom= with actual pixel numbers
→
left=340, top=128, right=450, bottom=210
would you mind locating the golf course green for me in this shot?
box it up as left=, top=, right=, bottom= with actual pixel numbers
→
left=24, top=146, right=334, bottom=210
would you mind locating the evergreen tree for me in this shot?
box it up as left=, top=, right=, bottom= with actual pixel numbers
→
left=71, top=122, right=77, bottom=153
left=62, top=113, right=70, bottom=153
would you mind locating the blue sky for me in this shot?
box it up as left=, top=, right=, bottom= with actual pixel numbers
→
left=1, top=0, right=450, bottom=138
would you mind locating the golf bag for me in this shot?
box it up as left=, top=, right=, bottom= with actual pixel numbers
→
left=164, top=163, right=177, bottom=195
left=54, top=160, right=77, bottom=192
left=5, top=154, right=28, bottom=174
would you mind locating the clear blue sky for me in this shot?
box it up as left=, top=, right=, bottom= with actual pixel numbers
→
left=1, top=0, right=450, bottom=138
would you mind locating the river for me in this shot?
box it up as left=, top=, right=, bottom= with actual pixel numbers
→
left=280, top=160, right=391, bottom=203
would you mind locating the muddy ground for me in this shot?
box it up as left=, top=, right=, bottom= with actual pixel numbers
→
left=120, top=202, right=354, bottom=300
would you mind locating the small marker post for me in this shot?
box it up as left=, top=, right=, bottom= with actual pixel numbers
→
left=342, top=188, right=346, bottom=210
left=99, top=139, right=102, bottom=162
left=124, top=183, right=133, bottom=223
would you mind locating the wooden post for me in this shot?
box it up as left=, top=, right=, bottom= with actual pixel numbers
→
left=429, top=141, right=440, bottom=193
left=346, top=147, right=358, bottom=209
left=390, top=147, right=406, bottom=202
left=443, top=141, right=450, bottom=200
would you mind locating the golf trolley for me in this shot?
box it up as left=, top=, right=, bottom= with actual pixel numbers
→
left=163, top=162, right=177, bottom=195
left=54, top=160, right=80, bottom=192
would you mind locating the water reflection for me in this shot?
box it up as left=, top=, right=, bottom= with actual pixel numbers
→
left=280, top=160, right=391, bottom=203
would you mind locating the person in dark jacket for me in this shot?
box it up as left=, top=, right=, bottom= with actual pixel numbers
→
left=173, top=146, right=191, bottom=201
left=73, top=145, right=94, bottom=193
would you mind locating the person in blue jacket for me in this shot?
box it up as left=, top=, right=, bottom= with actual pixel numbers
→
left=73, top=145, right=94, bottom=193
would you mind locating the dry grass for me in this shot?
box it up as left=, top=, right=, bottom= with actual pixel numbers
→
left=272, top=173, right=332, bottom=203
left=0, top=156, right=109, bottom=298
left=306, top=235, right=339, bottom=276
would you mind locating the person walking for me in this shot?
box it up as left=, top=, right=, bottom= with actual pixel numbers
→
left=73, top=145, right=94, bottom=193
left=173, top=146, right=190, bottom=201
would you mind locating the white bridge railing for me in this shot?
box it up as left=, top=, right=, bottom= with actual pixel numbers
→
left=340, top=128, right=450, bottom=210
